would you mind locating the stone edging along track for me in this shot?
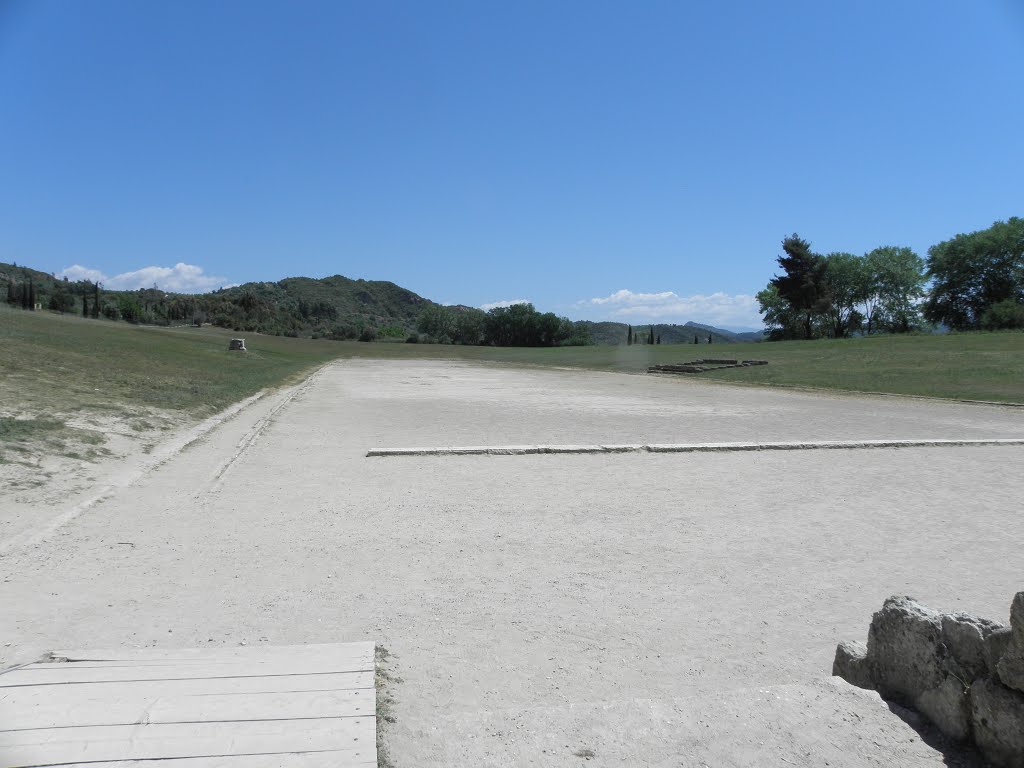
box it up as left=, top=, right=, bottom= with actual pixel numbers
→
left=366, top=438, right=1024, bottom=458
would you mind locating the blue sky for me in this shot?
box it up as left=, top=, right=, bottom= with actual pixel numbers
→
left=1, top=1, right=1021, bottom=330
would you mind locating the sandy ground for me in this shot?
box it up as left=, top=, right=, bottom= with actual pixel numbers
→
left=0, top=402, right=187, bottom=545
left=2, top=359, right=1024, bottom=767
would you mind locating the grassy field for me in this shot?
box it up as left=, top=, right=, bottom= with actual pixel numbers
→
left=1, top=305, right=348, bottom=417
left=0, top=306, right=351, bottom=463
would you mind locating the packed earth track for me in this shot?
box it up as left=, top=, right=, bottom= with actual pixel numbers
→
left=3, top=359, right=1023, bottom=767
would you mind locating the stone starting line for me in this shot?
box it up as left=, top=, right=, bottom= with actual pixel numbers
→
left=366, top=437, right=1024, bottom=458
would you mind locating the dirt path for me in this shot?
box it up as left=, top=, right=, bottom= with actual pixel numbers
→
left=2, top=360, right=1023, bottom=766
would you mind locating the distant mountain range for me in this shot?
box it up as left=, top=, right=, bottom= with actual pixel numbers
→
left=578, top=320, right=760, bottom=345
left=1, top=260, right=763, bottom=343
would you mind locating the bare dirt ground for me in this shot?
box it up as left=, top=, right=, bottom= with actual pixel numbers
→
left=2, top=360, right=1023, bottom=767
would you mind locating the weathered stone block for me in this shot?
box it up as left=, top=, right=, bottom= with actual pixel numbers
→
left=917, top=675, right=971, bottom=742
left=867, top=596, right=946, bottom=700
left=833, top=640, right=873, bottom=690
left=971, top=676, right=1024, bottom=768
left=1011, top=592, right=1024, bottom=644
left=987, top=626, right=1014, bottom=676
left=943, top=612, right=1005, bottom=681
left=998, top=648, right=1024, bottom=695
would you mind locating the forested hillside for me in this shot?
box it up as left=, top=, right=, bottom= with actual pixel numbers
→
left=1, top=263, right=433, bottom=340
left=3, top=260, right=763, bottom=345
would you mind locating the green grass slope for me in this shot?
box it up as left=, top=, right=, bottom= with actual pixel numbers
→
left=1, top=304, right=346, bottom=418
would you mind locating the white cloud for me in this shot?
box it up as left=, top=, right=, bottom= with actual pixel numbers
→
left=57, top=265, right=107, bottom=284
left=577, top=289, right=761, bottom=328
left=57, top=263, right=232, bottom=293
left=479, top=298, right=532, bottom=311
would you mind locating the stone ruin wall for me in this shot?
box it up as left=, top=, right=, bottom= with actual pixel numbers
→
left=834, top=592, right=1024, bottom=767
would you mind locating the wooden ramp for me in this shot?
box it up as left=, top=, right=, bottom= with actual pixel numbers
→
left=0, top=641, right=376, bottom=768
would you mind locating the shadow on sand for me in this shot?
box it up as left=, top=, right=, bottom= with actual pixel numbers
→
left=885, top=701, right=988, bottom=767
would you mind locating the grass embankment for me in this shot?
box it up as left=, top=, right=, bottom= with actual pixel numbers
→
left=320, top=332, right=1024, bottom=403
left=0, top=306, right=347, bottom=461
left=1, top=305, right=346, bottom=416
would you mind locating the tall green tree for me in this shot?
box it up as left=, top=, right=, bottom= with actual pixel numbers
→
left=925, top=218, right=1024, bottom=329
left=770, top=234, right=831, bottom=340
left=870, top=246, right=925, bottom=332
left=823, top=252, right=863, bottom=338
left=855, top=250, right=885, bottom=335
left=416, top=304, right=456, bottom=342
left=49, top=281, right=74, bottom=313
left=756, top=284, right=801, bottom=340
left=453, top=309, right=485, bottom=345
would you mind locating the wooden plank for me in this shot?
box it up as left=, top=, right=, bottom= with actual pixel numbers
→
left=0, top=687, right=373, bottom=731
left=0, top=669, right=372, bottom=700
left=43, top=649, right=371, bottom=668
left=0, top=716, right=375, bottom=766
left=58, top=755, right=377, bottom=768
left=0, top=660, right=373, bottom=687
left=49, top=641, right=375, bottom=663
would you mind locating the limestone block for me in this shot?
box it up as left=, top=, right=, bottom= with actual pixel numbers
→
left=833, top=640, right=873, bottom=690
left=867, top=596, right=947, bottom=700
left=1011, top=592, right=1024, bottom=645
left=943, top=612, right=1005, bottom=681
left=987, top=626, right=1014, bottom=677
left=971, top=677, right=1024, bottom=768
left=916, top=675, right=971, bottom=742
left=998, top=648, right=1024, bottom=695
left=996, top=593, right=1024, bottom=693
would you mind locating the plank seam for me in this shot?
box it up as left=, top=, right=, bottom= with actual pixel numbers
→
left=0, top=714, right=374, bottom=733
left=0, top=669, right=374, bottom=688
left=14, top=747, right=367, bottom=768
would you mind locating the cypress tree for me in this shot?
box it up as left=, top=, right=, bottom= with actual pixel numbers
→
left=656, top=334, right=661, bottom=344
left=92, top=282, right=101, bottom=318
left=627, top=325, right=633, bottom=345
left=770, top=234, right=830, bottom=340
left=28, top=277, right=36, bottom=309
left=707, top=333, right=712, bottom=344
left=83, top=296, right=89, bottom=317
left=694, top=334, right=698, bottom=344
left=649, top=326, right=654, bottom=344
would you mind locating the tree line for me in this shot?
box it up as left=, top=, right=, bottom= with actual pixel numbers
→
left=759, top=217, right=1023, bottom=340
left=416, top=303, right=591, bottom=346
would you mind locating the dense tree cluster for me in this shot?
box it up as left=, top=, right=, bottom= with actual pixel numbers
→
left=758, top=235, right=927, bottom=340
left=416, top=302, right=591, bottom=347
left=925, top=217, right=1024, bottom=330
left=761, top=218, right=1022, bottom=339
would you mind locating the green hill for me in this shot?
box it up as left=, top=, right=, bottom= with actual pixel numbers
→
left=2, top=260, right=765, bottom=343
left=197, top=275, right=432, bottom=338
left=1, top=262, right=436, bottom=340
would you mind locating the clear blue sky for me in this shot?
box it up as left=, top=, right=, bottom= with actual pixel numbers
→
left=1, top=0, right=1021, bottom=329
